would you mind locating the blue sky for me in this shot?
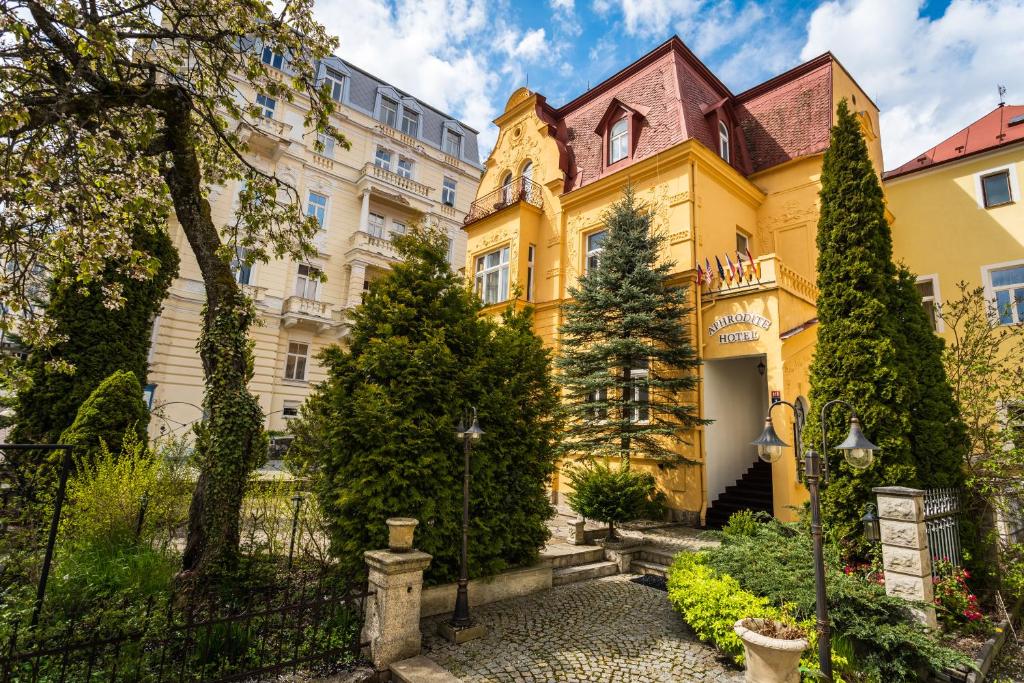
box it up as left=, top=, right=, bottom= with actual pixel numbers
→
left=313, top=0, right=1024, bottom=170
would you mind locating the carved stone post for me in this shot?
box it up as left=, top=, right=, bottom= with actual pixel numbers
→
left=873, top=486, right=938, bottom=628
left=362, top=527, right=432, bottom=669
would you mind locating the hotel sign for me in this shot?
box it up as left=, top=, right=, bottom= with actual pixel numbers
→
left=707, top=313, right=772, bottom=344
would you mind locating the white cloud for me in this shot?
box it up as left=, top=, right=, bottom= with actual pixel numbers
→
left=497, top=27, right=549, bottom=61
left=551, top=0, right=575, bottom=9
left=313, top=0, right=501, bottom=155
left=802, top=0, right=1024, bottom=170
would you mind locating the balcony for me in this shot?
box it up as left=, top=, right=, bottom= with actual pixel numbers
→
left=347, top=230, right=400, bottom=265
left=465, top=176, right=543, bottom=226
left=375, top=123, right=419, bottom=150
left=359, top=162, right=433, bottom=206
left=701, top=254, right=818, bottom=306
left=280, top=296, right=344, bottom=335
left=236, top=116, right=293, bottom=161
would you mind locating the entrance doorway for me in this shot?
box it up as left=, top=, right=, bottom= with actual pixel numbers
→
left=703, top=355, right=770, bottom=525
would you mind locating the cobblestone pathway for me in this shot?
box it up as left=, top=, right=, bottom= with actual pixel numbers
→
left=421, top=574, right=743, bottom=683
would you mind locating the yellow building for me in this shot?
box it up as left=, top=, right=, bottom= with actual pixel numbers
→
left=148, top=50, right=483, bottom=439
left=462, top=37, right=883, bottom=525
left=885, top=104, right=1024, bottom=338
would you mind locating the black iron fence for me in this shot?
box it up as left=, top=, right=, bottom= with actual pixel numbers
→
left=1, top=573, right=372, bottom=682
left=464, top=176, right=544, bottom=225
left=924, top=487, right=963, bottom=571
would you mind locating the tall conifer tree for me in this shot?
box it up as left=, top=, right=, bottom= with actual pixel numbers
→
left=555, top=187, right=705, bottom=466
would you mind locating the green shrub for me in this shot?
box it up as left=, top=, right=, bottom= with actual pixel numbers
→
left=721, top=509, right=768, bottom=540
left=565, top=460, right=664, bottom=539
left=59, top=370, right=149, bottom=463
left=702, top=517, right=971, bottom=681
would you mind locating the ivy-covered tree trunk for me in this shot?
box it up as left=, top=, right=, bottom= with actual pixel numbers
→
left=162, top=98, right=265, bottom=580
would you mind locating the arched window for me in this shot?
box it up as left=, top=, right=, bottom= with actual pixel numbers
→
left=522, top=161, right=533, bottom=184
left=719, top=121, right=730, bottom=163
left=609, top=118, right=629, bottom=164
left=500, top=172, right=514, bottom=204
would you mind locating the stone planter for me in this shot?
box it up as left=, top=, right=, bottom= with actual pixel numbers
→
left=733, top=619, right=808, bottom=683
left=386, top=517, right=418, bottom=552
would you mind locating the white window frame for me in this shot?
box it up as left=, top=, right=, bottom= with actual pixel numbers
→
left=475, top=246, right=510, bottom=305
left=586, top=230, right=607, bottom=272
left=231, top=247, right=253, bottom=285
left=255, top=94, right=276, bottom=119
left=443, top=130, right=462, bottom=157
left=390, top=219, right=406, bottom=239
left=736, top=230, right=749, bottom=256
left=526, top=244, right=536, bottom=302
left=282, top=400, right=301, bottom=419
left=367, top=212, right=386, bottom=238
left=719, top=121, right=730, bottom=162
left=442, top=177, right=457, bottom=207
left=609, top=118, right=628, bottom=164
left=983, top=259, right=1024, bottom=325
left=401, top=109, right=419, bottom=137
left=397, top=157, right=414, bottom=179
left=915, top=274, right=944, bottom=333
left=261, top=47, right=284, bottom=70
left=306, top=191, right=328, bottom=230
left=629, top=365, right=650, bottom=424
left=589, top=387, right=608, bottom=421
left=316, top=132, right=335, bottom=158
left=379, top=97, right=399, bottom=128
left=374, top=146, right=392, bottom=172
left=284, top=342, right=309, bottom=381
left=294, top=264, right=321, bottom=300
left=974, top=163, right=1020, bottom=209
left=323, top=74, right=344, bottom=103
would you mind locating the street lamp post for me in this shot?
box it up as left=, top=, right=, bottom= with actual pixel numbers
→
left=751, top=398, right=878, bottom=682
left=440, top=407, right=486, bottom=644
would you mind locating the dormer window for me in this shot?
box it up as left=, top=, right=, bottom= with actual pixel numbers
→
left=719, top=121, right=730, bottom=163
left=261, top=47, right=284, bottom=70
left=609, top=118, right=629, bottom=164
left=444, top=130, right=462, bottom=157
left=379, top=97, right=399, bottom=128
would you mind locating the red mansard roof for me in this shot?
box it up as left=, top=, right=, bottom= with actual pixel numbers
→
left=539, top=37, right=844, bottom=192
left=884, top=105, right=1024, bottom=180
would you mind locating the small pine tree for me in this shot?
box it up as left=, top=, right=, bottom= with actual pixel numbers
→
left=555, top=186, right=706, bottom=466
left=293, top=227, right=561, bottom=583
left=60, top=369, right=149, bottom=458
left=805, top=100, right=919, bottom=540
left=565, top=461, right=664, bottom=541
left=12, top=223, right=177, bottom=445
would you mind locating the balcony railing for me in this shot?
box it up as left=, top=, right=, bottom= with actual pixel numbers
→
left=361, top=162, right=432, bottom=199
left=281, top=295, right=333, bottom=319
left=465, top=176, right=543, bottom=226
left=349, top=230, right=399, bottom=261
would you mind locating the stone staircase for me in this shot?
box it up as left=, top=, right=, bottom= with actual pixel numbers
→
left=704, top=459, right=773, bottom=530
left=629, top=546, right=674, bottom=578
left=540, top=543, right=618, bottom=586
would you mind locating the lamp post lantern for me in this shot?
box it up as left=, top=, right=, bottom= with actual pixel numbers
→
left=440, top=407, right=487, bottom=644
left=751, top=398, right=878, bottom=682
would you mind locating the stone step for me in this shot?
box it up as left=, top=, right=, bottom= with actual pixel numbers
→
left=552, top=560, right=618, bottom=586
left=637, top=547, right=675, bottom=566
left=632, top=559, right=669, bottom=578
left=391, top=655, right=461, bottom=683
left=539, top=543, right=605, bottom=569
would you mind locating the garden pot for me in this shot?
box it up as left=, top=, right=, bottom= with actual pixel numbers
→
left=733, top=619, right=808, bottom=683
left=386, top=517, right=418, bottom=552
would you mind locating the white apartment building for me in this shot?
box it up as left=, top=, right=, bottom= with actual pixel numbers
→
left=147, top=48, right=483, bottom=437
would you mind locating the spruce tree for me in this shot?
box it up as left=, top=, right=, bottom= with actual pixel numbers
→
left=293, top=227, right=560, bottom=583
left=12, top=223, right=177, bottom=445
left=555, top=186, right=705, bottom=466
left=805, top=100, right=919, bottom=540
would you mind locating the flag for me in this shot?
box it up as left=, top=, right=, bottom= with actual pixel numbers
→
left=735, top=251, right=746, bottom=282
left=696, top=264, right=704, bottom=287
left=746, top=247, right=759, bottom=280
left=705, top=258, right=714, bottom=286
left=726, top=253, right=737, bottom=284
left=714, top=255, right=726, bottom=285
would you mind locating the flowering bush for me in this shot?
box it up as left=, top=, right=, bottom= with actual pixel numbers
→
left=933, top=558, right=987, bottom=632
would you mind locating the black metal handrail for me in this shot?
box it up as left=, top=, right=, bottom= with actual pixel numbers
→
left=464, top=176, right=543, bottom=225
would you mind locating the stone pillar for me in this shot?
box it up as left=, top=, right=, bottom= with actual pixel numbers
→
left=362, top=546, right=432, bottom=669
left=346, top=261, right=367, bottom=309
left=873, top=486, right=938, bottom=628
left=359, top=189, right=370, bottom=232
